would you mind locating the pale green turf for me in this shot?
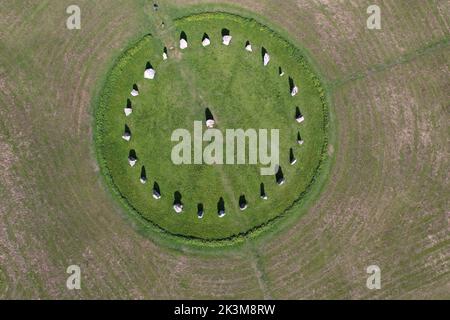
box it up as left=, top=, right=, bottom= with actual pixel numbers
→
left=96, top=13, right=328, bottom=240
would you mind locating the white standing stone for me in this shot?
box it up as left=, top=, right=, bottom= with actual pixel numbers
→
left=173, top=204, right=183, bottom=213
left=128, top=157, right=137, bottom=167
left=206, top=119, right=215, bottom=128
left=124, top=107, right=132, bottom=116
left=245, top=44, right=253, bottom=52
left=296, top=115, right=305, bottom=123
left=162, top=52, right=168, bottom=60
left=140, top=177, right=147, bottom=184
left=222, top=35, right=232, bottom=46
left=122, top=133, right=131, bottom=141
left=131, top=89, right=139, bottom=97
left=202, top=38, right=211, bottom=47
left=180, top=38, right=188, bottom=49
left=291, top=86, right=299, bottom=97
left=153, top=190, right=161, bottom=200
left=144, top=68, right=156, bottom=80
left=218, top=210, right=226, bottom=218
left=263, top=52, right=270, bottom=66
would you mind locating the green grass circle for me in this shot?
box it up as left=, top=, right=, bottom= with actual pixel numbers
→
left=96, top=12, right=330, bottom=242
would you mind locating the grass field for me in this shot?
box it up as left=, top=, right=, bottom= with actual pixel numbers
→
left=96, top=12, right=328, bottom=241
left=0, top=0, right=448, bottom=299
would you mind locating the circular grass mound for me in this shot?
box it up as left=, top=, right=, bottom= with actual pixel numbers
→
left=96, top=12, right=329, bottom=242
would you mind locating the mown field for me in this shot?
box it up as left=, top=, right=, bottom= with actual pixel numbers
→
left=0, top=0, right=448, bottom=299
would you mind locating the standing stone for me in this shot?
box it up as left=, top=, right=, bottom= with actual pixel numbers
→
left=124, top=107, right=132, bottom=116
left=144, top=68, right=156, bottom=80
left=263, top=52, right=270, bottom=66
left=128, top=156, right=137, bottom=167
left=222, top=35, right=232, bottom=46
left=153, top=189, right=161, bottom=199
left=297, top=132, right=304, bottom=145
left=180, top=38, right=188, bottom=49
left=122, top=132, right=131, bottom=142
left=202, top=37, right=211, bottom=47
left=173, top=203, right=184, bottom=213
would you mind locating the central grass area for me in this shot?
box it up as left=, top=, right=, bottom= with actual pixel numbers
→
left=96, top=13, right=328, bottom=240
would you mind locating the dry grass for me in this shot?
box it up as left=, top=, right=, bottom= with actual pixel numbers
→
left=0, top=0, right=448, bottom=299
